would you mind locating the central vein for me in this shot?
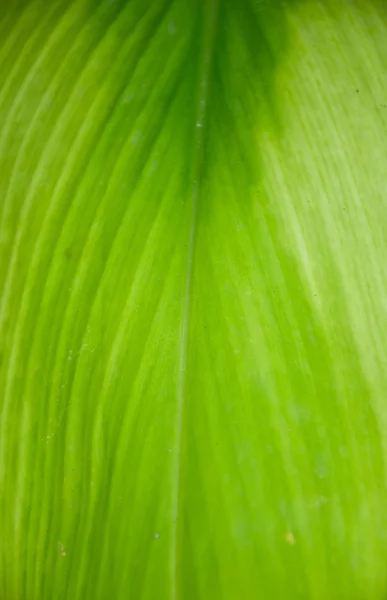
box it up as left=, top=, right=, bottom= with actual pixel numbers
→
left=170, top=0, right=220, bottom=597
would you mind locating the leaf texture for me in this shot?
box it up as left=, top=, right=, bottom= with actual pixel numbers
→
left=1, top=0, right=387, bottom=599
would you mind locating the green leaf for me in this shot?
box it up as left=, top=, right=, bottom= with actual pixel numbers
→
left=1, top=0, right=387, bottom=598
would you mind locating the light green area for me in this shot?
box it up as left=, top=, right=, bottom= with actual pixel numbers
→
left=1, top=0, right=387, bottom=598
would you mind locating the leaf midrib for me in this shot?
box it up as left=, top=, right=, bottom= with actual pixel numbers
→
left=171, top=0, right=220, bottom=597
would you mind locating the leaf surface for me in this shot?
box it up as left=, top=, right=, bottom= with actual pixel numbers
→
left=1, top=1, right=387, bottom=598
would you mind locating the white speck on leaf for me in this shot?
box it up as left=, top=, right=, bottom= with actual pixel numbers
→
left=58, top=542, right=67, bottom=556
left=154, top=532, right=160, bottom=540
